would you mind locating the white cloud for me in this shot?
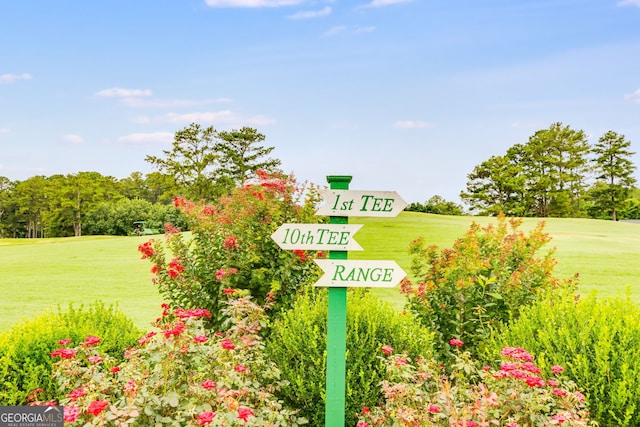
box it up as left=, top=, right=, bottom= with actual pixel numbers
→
left=0, top=73, right=32, bottom=83
left=363, top=0, right=414, bottom=7
left=393, top=120, right=433, bottom=129
left=624, top=89, right=640, bottom=103
left=95, top=88, right=153, bottom=98
left=120, top=97, right=232, bottom=108
left=130, top=116, right=152, bottom=124
left=617, top=0, right=640, bottom=7
left=60, top=134, right=84, bottom=144
left=161, top=110, right=276, bottom=127
left=287, top=6, right=331, bottom=19
left=0, top=128, right=11, bottom=134
left=322, top=25, right=375, bottom=37
left=117, top=132, right=174, bottom=145
left=205, top=0, right=303, bottom=7
left=323, top=25, right=347, bottom=37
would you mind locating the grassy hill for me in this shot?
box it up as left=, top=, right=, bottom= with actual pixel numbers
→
left=1, top=212, right=639, bottom=331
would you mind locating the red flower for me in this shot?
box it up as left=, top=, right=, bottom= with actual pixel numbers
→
left=64, top=405, right=79, bottom=423
left=357, top=423, right=369, bottom=427
left=223, top=236, right=239, bottom=250
left=197, top=411, right=216, bottom=425
left=173, top=197, right=186, bottom=208
left=83, top=335, right=101, bottom=346
left=110, top=366, right=121, bottom=373
left=68, top=387, right=86, bottom=400
left=381, top=345, right=394, bottom=355
left=501, top=346, right=534, bottom=362
left=234, top=364, right=246, bottom=373
left=138, top=241, right=155, bottom=259
left=221, top=339, right=236, bottom=350
left=449, top=338, right=464, bottom=347
left=551, top=365, right=565, bottom=375
left=57, top=338, right=72, bottom=346
left=175, top=308, right=211, bottom=319
left=50, top=348, right=76, bottom=359
left=201, top=379, right=217, bottom=390
left=237, top=407, right=254, bottom=422
left=87, top=400, right=109, bottom=416
left=524, top=375, right=546, bottom=387
left=223, top=288, right=236, bottom=295
left=361, top=407, right=370, bottom=414
left=202, top=205, right=216, bottom=216
left=293, top=249, right=308, bottom=262
left=428, top=404, right=440, bottom=413
left=553, top=388, right=568, bottom=397
left=194, top=335, right=209, bottom=343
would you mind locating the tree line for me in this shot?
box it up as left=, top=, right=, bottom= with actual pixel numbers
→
left=460, top=123, right=639, bottom=220
left=0, top=124, right=281, bottom=238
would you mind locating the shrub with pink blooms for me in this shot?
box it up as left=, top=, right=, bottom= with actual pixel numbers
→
left=47, top=296, right=307, bottom=426
left=401, top=214, right=577, bottom=363
left=356, top=343, right=594, bottom=427
left=139, top=170, right=323, bottom=329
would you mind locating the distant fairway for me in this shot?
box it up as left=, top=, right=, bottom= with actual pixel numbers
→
left=1, top=212, right=639, bottom=331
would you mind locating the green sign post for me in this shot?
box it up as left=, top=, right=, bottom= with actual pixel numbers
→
left=270, top=175, right=407, bottom=426
left=324, top=175, right=351, bottom=427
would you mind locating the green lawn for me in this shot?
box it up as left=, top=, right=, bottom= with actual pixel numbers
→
left=1, top=212, right=639, bottom=331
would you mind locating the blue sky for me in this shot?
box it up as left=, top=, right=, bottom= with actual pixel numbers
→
left=1, top=0, right=639, bottom=204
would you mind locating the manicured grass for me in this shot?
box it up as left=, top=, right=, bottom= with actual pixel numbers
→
left=0, top=235, right=163, bottom=331
left=2, top=212, right=639, bottom=331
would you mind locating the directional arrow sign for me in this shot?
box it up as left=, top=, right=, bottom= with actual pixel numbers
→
left=316, top=190, right=407, bottom=217
left=271, top=224, right=363, bottom=251
left=313, top=259, right=406, bottom=288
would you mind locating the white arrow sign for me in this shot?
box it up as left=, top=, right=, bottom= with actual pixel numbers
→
left=316, top=190, right=407, bottom=217
left=271, top=224, right=363, bottom=251
left=313, top=259, right=406, bottom=288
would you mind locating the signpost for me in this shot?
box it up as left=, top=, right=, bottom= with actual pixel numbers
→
left=270, top=175, right=407, bottom=427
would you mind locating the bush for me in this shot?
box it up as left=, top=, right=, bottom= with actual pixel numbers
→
left=265, top=289, right=434, bottom=426
left=0, top=302, right=141, bottom=405
left=48, top=296, right=307, bottom=426
left=141, top=171, right=323, bottom=329
left=357, top=344, right=594, bottom=426
left=401, top=214, right=576, bottom=363
left=484, top=290, right=640, bottom=427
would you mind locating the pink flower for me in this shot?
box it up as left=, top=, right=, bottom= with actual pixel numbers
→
left=237, top=407, right=254, bottom=422
left=223, top=288, right=236, bottom=295
left=551, top=365, right=565, bottom=375
left=481, top=365, right=491, bottom=371
left=449, top=338, right=464, bottom=347
left=50, top=348, right=76, bottom=359
left=194, top=335, right=209, bottom=343
left=234, top=364, right=247, bottom=373
left=221, top=339, right=236, bottom=350
left=202, top=379, right=217, bottom=390
left=464, top=421, right=477, bottom=427
left=224, top=236, right=239, bottom=250
left=83, top=335, right=101, bottom=346
left=88, top=356, right=102, bottom=364
left=395, top=358, right=408, bottom=366
left=357, top=422, right=370, bottom=427
left=547, top=379, right=559, bottom=387
left=573, top=391, right=586, bottom=402
left=57, top=338, right=72, bottom=346
left=68, top=387, right=86, bottom=399
left=381, top=345, right=394, bottom=355
left=64, top=405, right=80, bottom=423
left=553, top=388, right=568, bottom=397
left=501, top=346, right=534, bottom=362
left=551, top=414, right=567, bottom=424
left=362, top=407, right=370, bottom=414
left=428, top=404, right=440, bottom=413
left=506, top=423, right=520, bottom=427
left=197, top=411, right=216, bottom=425
left=87, top=400, right=109, bottom=416
left=524, top=375, right=546, bottom=387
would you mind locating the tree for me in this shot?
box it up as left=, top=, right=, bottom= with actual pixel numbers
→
left=215, top=127, right=281, bottom=192
left=590, top=130, right=637, bottom=221
left=11, top=176, right=49, bottom=238
left=145, top=123, right=220, bottom=201
left=0, top=176, right=15, bottom=237
left=460, top=149, right=527, bottom=216
left=406, top=195, right=464, bottom=215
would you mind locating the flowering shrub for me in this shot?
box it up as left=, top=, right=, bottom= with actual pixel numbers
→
left=139, top=170, right=323, bottom=329
left=356, top=343, right=594, bottom=427
left=401, top=214, right=577, bottom=363
left=486, top=289, right=640, bottom=427
left=266, top=289, right=434, bottom=426
left=45, top=296, right=307, bottom=426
